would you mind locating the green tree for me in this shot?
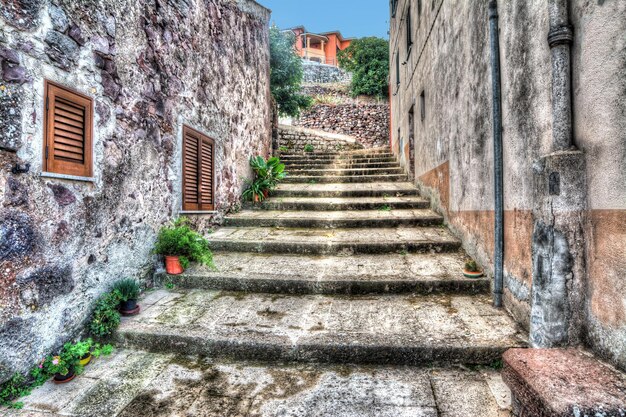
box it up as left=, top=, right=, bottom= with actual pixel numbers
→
left=338, top=37, right=389, bottom=98
left=270, top=25, right=312, bottom=117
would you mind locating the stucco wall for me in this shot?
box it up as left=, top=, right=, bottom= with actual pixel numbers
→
left=0, top=0, right=271, bottom=382
left=390, top=0, right=626, bottom=369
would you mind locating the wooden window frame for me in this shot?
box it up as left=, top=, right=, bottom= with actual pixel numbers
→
left=43, top=80, right=94, bottom=178
left=182, top=125, right=216, bottom=212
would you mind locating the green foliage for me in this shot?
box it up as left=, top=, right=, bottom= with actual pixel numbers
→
left=304, top=144, right=314, bottom=153
left=113, top=279, right=141, bottom=301
left=278, top=146, right=289, bottom=152
left=338, top=37, right=389, bottom=98
left=270, top=25, right=312, bottom=117
left=0, top=373, right=27, bottom=408
left=153, top=218, right=215, bottom=269
left=89, top=291, right=122, bottom=337
left=378, top=204, right=392, bottom=212
left=243, top=156, right=288, bottom=202
left=1, top=340, right=114, bottom=408
left=464, top=259, right=480, bottom=272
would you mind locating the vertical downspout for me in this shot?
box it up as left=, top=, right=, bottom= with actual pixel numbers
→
left=548, top=0, right=574, bottom=150
left=488, top=0, right=504, bottom=308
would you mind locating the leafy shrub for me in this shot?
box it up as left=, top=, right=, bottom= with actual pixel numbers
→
left=89, top=291, right=121, bottom=337
left=304, top=144, right=314, bottom=153
left=153, top=218, right=214, bottom=269
left=338, top=37, right=389, bottom=98
left=278, top=146, right=289, bottom=152
left=113, top=279, right=141, bottom=301
left=269, top=25, right=312, bottom=117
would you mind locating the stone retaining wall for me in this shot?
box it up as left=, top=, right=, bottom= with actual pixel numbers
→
left=295, top=104, right=390, bottom=149
left=276, top=125, right=363, bottom=153
left=302, top=61, right=352, bottom=84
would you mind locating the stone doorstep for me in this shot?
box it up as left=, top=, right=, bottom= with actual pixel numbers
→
left=283, top=174, right=408, bottom=184
left=6, top=349, right=514, bottom=417
left=223, top=209, right=444, bottom=228
left=247, top=196, right=430, bottom=211
left=162, top=251, right=490, bottom=296
left=115, top=290, right=527, bottom=366
left=502, top=348, right=626, bottom=417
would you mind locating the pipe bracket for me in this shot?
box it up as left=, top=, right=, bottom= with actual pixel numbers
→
left=548, top=25, right=574, bottom=47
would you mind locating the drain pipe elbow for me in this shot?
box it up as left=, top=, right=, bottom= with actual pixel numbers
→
left=488, top=0, right=504, bottom=308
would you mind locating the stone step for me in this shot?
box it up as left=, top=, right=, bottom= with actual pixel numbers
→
left=281, top=154, right=394, bottom=162
left=283, top=157, right=397, bottom=165
left=286, top=167, right=405, bottom=177
left=115, top=290, right=527, bottom=366
left=11, top=348, right=515, bottom=417
left=224, top=209, right=444, bottom=228
left=284, top=174, right=408, bottom=184
left=246, top=196, right=430, bottom=211
left=281, top=148, right=391, bottom=158
left=207, top=226, right=462, bottom=255
left=161, top=252, right=490, bottom=295
left=272, top=182, right=420, bottom=198
left=285, top=161, right=401, bottom=170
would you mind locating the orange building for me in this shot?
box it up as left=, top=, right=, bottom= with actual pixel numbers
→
left=286, top=26, right=353, bottom=67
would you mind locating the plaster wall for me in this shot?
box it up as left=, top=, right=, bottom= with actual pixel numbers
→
left=389, top=0, right=626, bottom=369
left=0, top=0, right=271, bottom=381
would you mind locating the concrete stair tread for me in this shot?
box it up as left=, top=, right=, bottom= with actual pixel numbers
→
left=10, top=348, right=515, bottom=417
left=116, top=290, right=527, bottom=365
left=209, top=226, right=459, bottom=245
left=166, top=252, right=489, bottom=295
left=226, top=209, right=442, bottom=221
left=284, top=174, right=407, bottom=184
left=256, top=195, right=429, bottom=206
left=275, top=182, right=417, bottom=193
left=287, top=167, right=404, bottom=175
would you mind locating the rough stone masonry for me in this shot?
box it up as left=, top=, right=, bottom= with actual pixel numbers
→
left=0, top=0, right=271, bottom=382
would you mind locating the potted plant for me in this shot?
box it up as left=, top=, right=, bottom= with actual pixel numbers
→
left=153, top=217, right=215, bottom=275
left=246, top=156, right=287, bottom=201
left=113, top=279, right=141, bottom=316
left=41, top=344, right=83, bottom=384
left=463, top=259, right=484, bottom=278
left=243, top=178, right=269, bottom=203
left=73, top=339, right=94, bottom=366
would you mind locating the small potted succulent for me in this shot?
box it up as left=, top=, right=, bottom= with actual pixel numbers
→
left=463, top=259, right=484, bottom=278
left=153, top=217, right=215, bottom=275
left=113, top=278, right=141, bottom=316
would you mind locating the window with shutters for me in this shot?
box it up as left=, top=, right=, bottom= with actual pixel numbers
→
left=182, top=126, right=215, bottom=211
left=43, top=80, right=93, bottom=178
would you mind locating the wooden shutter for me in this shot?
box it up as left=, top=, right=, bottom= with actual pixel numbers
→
left=44, top=80, right=93, bottom=177
left=182, top=126, right=215, bottom=211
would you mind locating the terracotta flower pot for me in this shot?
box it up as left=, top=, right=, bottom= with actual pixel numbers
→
left=53, top=370, right=76, bottom=384
left=253, top=194, right=260, bottom=203
left=463, top=269, right=484, bottom=279
left=120, top=299, right=141, bottom=316
left=263, top=189, right=270, bottom=198
left=165, top=256, right=184, bottom=275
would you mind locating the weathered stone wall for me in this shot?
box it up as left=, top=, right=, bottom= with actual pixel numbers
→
left=294, top=103, right=390, bottom=149
left=276, top=125, right=363, bottom=153
left=390, top=0, right=626, bottom=370
left=0, top=0, right=271, bottom=382
left=302, top=60, right=351, bottom=84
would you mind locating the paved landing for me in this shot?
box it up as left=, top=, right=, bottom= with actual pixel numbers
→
left=5, top=350, right=513, bottom=417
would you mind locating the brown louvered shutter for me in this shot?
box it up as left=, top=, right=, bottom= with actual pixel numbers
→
left=44, top=81, right=93, bottom=177
left=182, top=126, right=215, bottom=211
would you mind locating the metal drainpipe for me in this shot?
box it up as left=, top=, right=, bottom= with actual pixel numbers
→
left=489, top=0, right=504, bottom=308
left=548, top=0, right=574, bottom=150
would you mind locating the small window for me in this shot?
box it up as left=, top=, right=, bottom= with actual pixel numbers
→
left=182, top=125, right=215, bottom=211
left=406, top=7, right=413, bottom=55
left=420, top=90, right=426, bottom=121
left=391, top=0, right=398, bottom=17
left=44, top=80, right=93, bottom=177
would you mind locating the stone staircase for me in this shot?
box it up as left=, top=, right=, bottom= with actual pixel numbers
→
left=116, top=148, right=526, bottom=367
left=11, top=148, right=529, bottom=417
